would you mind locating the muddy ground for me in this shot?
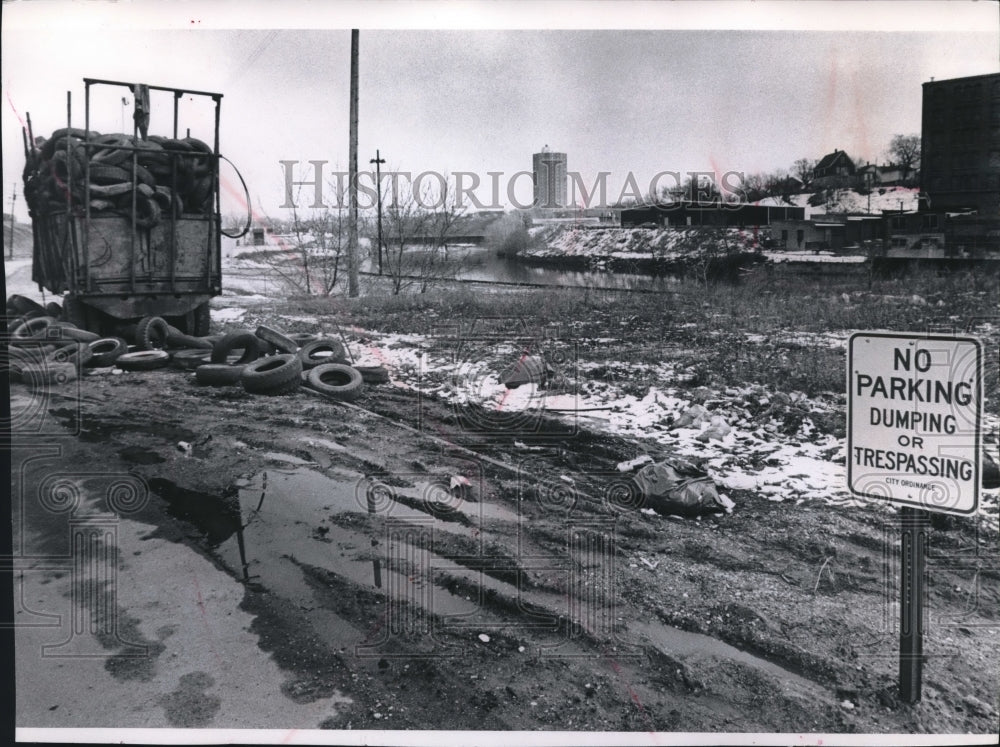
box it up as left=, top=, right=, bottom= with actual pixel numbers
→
left=10, top=299, right=1000, bottom=737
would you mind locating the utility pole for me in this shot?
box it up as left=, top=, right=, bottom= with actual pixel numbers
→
left=8, top=183, right=16, bottom=259
left=370, top=149, right=385, bottom=275
left=347, top=29, right=360, bottom=297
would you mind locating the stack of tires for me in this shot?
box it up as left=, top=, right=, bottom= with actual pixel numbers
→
left=193, top=324, right=369, bottom=401
left=6, top=306, right=129, bottom=386
left=23, top=128, right=217, bottom=228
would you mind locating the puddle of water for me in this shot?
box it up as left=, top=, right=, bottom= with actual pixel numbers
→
left=630, top=619, right=826, bottom=697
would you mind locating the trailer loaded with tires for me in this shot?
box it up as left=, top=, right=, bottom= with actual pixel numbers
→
left=20, top=78, right=247, bottom=337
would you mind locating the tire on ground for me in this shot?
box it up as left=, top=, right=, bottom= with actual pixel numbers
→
left=135, top=316, right=170, bottom=350
left=48, top=322, right=101, bottom=343
left=86, top=337, right=129, bottom=367
left=165, top=327, right=213, bottom=350
left=306, top=363, right=365, bottom=401
left=256, top=325, right=299, bottom=354
left=47, top=342, right=94, bottom=369
left=115, top=350, right=170, bottom=371
left=355, top=365, right=390, bottom=384
left=170, top=348, right=214, bottom=370
left=240, top=354, right=303, bottom=395
left=7, top=295, right=47, bottom=317
left=297, top=338, right=348, bottom=369
left=211, top=331, right=263, bottom=365
left=10, top=315, right=59, bottom=340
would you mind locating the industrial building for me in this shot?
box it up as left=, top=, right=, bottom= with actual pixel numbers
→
left=921, top=72, right=1000, bottom=216
left=620, top=201, right=804, bottom=229
left=532, top=146, right=568, bottom=208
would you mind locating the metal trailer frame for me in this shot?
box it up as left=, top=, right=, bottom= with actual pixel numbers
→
left=28, top=78, right=224, bottom=333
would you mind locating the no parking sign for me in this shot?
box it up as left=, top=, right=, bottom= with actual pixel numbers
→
left=847, top=331, right=983, bottom=515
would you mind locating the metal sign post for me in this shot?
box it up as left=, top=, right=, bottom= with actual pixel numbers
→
left=898, top=506, right=928, bottom=703
left=847, top=331, right=983, bottom=705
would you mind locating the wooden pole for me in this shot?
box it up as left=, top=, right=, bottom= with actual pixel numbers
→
left=347, top=29, right=360, bottom=297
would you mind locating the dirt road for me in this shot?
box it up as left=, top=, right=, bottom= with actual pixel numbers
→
left=10, top=310, right=999, bottom=736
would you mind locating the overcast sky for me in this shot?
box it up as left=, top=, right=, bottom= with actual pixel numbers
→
left=3, top=1, right=998, bottom=220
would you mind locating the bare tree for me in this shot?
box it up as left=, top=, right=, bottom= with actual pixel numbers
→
left=888, top=134, right=921, bottom=182
left=792, top=158, right=815, bottom=186
left=382, top=174, right=467, bottom=295
left=248, top=180, right=349, bottom=296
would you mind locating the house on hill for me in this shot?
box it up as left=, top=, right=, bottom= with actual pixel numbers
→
left=858, top=163, right=908, bottom=188
left=812, top=149, right=856, bottom=189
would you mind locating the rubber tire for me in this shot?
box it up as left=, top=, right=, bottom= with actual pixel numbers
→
left=240, top=354, right=303, bottom=395
left=211, top=331, right=263, bottom=365
left=288, top=333, right=320, bottom=346
left=170, top=348, right=214, bottom=370
left=135, top=316, right=170, bottom=350
left=306, top=363, right=365, bottom=402
left=355, top=365, right=390, bottom=384
left=256, top=325, right=299, bottom=354
left=115, top=350, right=170, bottom=371
left=10, top=316, right=58, bottom=340
left=7, top=295, right=46, bottom=317
left=47, top=342, right=94, bottom=369
left=48, top=322, right=101, bottom=343
left=165, top=327, right=213, bottom=350
left=297, top=338, right=347, bottom=369
left=86, top=337, right=129, bottom=367
left=195, top=363, right=247, bottom=386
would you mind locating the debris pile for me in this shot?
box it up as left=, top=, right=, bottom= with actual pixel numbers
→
left=5, top=300, right=380, bottom=403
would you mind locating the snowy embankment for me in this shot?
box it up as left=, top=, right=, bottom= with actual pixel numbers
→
left=211, top=297, right=1000, bottom=530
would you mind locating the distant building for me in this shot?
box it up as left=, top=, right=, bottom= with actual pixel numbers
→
left=620, top=201, right=803, bottom=229
left=811, top=149, right=856, bottom=189
left=921, top=72, right=1000, bottom=217
left=770, top=214, right=882, bottom=253
left=858, top=163, right=907, bottom=188
left=532, top=146, right=567, bottom=208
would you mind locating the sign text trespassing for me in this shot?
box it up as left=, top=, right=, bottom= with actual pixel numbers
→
left=847, top=332, right=983, bottom=515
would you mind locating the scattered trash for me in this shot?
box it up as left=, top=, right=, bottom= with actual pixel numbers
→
left=478, top=633, right=490, bottom=643
left=177, top=441, right=193, bottom=456
left=500, top=353, right=553, bottom=389
left=616, top=454, right=653, bottom=472
left=840, top=700, right=855, bottom=710
left=630, top=458, right=729, bottom=517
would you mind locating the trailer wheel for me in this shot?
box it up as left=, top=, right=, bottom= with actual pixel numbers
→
left=211, top=331, right=263, bottom=365
left=135, top=316, right=170, bottom=350
left=240, top=354, right=303, bottom=395
left=195, top=363, right=247, bottom=386
left=297, top=339, right=348, bottom=369
left=192, top=303, right=211, bottom=337
left=115, top=350, right=170, bottom=371
left=86, top=337, right=129, bottom=368
left=306, top=363, right=365, bottom=401
left=62, top=296, right=108, bottom=336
